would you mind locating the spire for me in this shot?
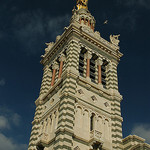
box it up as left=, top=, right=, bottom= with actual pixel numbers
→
left=76, top=0, right=88, bottom=10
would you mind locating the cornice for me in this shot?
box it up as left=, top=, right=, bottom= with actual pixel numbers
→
left=122, top=135, right=145, bottom=143
left=131, top=143, right=150, bottom=149
left=40, top=23, right=123, bottom=66
left=67, top=23, right=123, bottom=58
left=40, top=32, right=68, bottom=65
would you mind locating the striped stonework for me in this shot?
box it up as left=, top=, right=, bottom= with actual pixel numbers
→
left=28, top=102, right=44, bottom=150
left=40, top=65, right=52, bottom=96
left=53, top=39, right=80, bottom=149
left=27, top=2, right=144, bottom=150
left=106, top=62, right=119, bottom=91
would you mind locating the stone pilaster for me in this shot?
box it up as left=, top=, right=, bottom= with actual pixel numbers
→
left=111, top=94, right=123, bottom=150
left=28, top=101, right=43, bottom=150
left=58, top=54, right=66, bottom=79
left=54, top=39, right=79, bottom=150
left=106, top=62, right=119, bottom=91
left=39, top=65, right=52, bottom=96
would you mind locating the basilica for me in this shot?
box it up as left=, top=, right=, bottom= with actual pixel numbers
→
left=28, top=1, right=150, bottom=149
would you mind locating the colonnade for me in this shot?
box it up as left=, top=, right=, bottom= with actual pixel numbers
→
left=51, top=54, right=66, bottom=86
left=79, top=50, right=108, bottom=86
left=79, top=16, right=95, bottom=31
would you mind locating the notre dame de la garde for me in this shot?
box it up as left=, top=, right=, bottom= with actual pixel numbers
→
left=28, top=1, right=150, bottom=150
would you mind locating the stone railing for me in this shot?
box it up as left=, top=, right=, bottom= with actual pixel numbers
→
left=90, top=130, right=102, bottom=142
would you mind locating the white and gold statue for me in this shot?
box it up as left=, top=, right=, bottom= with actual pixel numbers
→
left=110, top=34, right=120, bottom=46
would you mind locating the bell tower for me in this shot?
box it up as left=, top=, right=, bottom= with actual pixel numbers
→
left=28, top=1, right=123, bottom=150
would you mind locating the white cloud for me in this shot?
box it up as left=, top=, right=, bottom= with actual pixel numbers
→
left=11, top=113, right=21, bottom=126
left=0, top=116, right=10, bottom=129
left=0, top=133, right=27, bottom=150
left=131, top=124, right=150, bottom=144
left=0, top=107, right=27, bottom=150
left=0, top=79, right=5, bottom=86
left=0, top=106, right=21, bottom=127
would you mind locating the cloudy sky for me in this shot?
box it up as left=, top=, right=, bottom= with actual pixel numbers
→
left=0, top=0, right=150, bottom=149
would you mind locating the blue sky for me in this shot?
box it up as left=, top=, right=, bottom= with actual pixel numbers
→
left=0, top=0, right=150, bottom=149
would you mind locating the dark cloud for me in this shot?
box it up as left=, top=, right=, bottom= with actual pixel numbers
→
left=112, top=10, right=138, bottom=31
left=124, top=0, right=150, bottom=9
left=0, top=9, right=70, bottom=55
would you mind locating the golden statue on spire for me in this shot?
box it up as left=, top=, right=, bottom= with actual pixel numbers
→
left=76, top=0, right=88, bottom=10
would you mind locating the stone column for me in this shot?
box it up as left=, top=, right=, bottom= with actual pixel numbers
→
left=97, top=58, right=103, bottom=85
left=51, top=62, right=59, bottom=87
left=85, top=51, right=92, bottom=80
left=58, top=54, right=66, bottom=79
left=84, top=18, right=86, bottom=24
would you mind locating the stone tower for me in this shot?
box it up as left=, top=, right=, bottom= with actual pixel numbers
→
left=28, top=1, right=124, bottom=150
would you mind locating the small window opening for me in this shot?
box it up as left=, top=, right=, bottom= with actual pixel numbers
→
left=92, top=143, right=102, bottom=150
left=101, top=60, right=108, bottom=88
left=90, top=114, right=95, bottom=131
left=90, top=54, right=98, bottom=83
left=79, top=48, right=87, bottom=77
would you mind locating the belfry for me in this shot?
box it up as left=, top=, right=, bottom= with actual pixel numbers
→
left=28, top=1, right=150, bottom=150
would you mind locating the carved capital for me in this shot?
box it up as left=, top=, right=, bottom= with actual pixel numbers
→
left=106, top=62, right=112, bottom=71
left=52, top=62, right=59, bottom=70
left=96, top=58, right=103, bottom=66
left=59, top=54, right=66, bottom=62
left=85, top=51, right=92, bottom=59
